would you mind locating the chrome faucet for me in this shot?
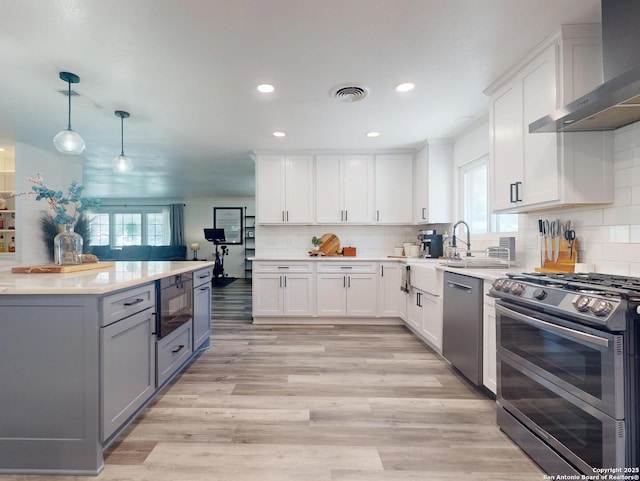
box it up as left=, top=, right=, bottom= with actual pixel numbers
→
left=452, top=220, right=472, bottom=257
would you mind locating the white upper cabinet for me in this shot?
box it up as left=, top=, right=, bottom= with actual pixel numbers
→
left=374, top=153, right=413, bottom=224
left=486, top=24, right=613, bottom=213
left=256, top=154, right=314, bottom=224
left=315, top=155, right=374, bottom=224
left=413, top=142, right=452, bottom=224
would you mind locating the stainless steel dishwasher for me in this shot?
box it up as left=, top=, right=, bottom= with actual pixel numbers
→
left=442, top=271, right=483, bottom=386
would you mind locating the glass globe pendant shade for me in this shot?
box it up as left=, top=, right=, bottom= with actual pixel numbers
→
left=53, top=129, right=86, bottom=154
left=112, top=154, right=134, bottom=173
left=54, top=72, right=85, bottom=155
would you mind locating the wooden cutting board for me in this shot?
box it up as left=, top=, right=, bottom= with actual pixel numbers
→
left=11, top=262, right=115, bottom=274
left=318, top=233, right=340, bottom=256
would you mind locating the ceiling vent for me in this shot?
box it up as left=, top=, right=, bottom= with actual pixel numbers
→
left=333, top=85, right=369, bottom=102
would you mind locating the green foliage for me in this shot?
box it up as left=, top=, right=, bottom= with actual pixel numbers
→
left=311, top=236, right=323, bottom=247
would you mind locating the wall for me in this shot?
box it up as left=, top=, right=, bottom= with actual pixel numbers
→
left=98, top=196, right=255, bottom=279
left=519, top=121, right=640, bottom=275
left=0, top=142, right=83, bottom=271
left=184, top=197, right=254, bottom=278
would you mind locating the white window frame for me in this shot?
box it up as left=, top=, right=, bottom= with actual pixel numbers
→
left=88, top=206, right=170, bottom=247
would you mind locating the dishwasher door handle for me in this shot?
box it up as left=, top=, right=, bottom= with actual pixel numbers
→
left=446, top=281, right=473, bottom=292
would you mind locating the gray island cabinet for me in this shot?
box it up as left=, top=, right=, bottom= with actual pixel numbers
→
left=0, top=261, right=214, bottom=475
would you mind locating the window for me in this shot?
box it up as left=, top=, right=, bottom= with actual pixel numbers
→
left=459, top=156, right=517, bottom=233
left=88, top=207, right=170, bottom=247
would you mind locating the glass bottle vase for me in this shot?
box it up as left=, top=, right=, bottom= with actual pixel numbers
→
left=54, top=224, right=83, bottom=265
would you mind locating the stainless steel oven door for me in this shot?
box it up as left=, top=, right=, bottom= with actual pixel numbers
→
left=495, top=301, right=624, bottom=419
left=158, top=274, right=193, bottom=338
left=498, top=354, right=626, bottom=473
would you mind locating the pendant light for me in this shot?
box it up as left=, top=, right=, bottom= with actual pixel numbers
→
left=53, top=72, right=86, bottom=154
left=112, top=110, right=134, bottom=173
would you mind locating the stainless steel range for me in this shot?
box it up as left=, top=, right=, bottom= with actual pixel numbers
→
left=490, top=272, right=639, bottom=476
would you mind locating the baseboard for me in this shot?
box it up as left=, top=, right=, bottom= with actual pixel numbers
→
left=252, top=317, right=403, bottom=325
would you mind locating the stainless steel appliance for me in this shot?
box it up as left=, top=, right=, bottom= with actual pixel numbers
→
left=490, top=272, right=639, bottom=475
left=442, top=271, right=483, bottom=385
left=156, top=272, right=193, bottom=338
left=417, top=229, right=443, bottom=258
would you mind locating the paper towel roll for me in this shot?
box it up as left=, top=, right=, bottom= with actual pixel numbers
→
left=574, top=263, right=595, bottom=273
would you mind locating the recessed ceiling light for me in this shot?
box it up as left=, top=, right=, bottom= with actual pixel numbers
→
left=366, top=131, right=380, bottom=138
left=257, top=84, right=275, bottom=93
left=0, top=148, right=4, bottom=152
left=395, top=82, right=415, bottom=93
left=273, top=131, right=286, bottom=137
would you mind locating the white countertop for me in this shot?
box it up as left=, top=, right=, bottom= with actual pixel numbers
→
left=251, top=256, right=524, bottom=281
left=0, top=261, right=215, bottom=295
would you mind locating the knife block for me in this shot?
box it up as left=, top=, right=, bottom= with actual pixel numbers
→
left=535, top=237, right=578, bottom=273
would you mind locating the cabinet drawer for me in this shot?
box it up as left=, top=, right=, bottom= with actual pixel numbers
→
left=101, top=283, right=156, bottom=327
left=317, top=262, right=376, bottom=273
left=253, top=261, right=314, bottom=273
left=193, top=266, right=213, bottom=287
left=156, top=320, right=193, bottom=387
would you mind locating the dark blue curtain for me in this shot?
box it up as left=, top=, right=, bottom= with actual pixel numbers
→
left=170, top=203, right=184, bottom=246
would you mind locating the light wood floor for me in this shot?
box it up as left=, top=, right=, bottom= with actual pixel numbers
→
left=1, top=283, right=546, bottom=481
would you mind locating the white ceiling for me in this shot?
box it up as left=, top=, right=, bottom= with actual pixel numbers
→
left=0, top=0, right=601, bottom=199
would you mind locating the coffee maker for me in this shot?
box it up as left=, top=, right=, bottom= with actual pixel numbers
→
left=417, top=229, right=443, bottom=258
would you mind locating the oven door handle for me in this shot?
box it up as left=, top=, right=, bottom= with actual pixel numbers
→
left=495, top=303, right=610, bottom=348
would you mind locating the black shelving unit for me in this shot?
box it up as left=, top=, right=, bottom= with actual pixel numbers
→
left=244, top=208, right=255, bottom=280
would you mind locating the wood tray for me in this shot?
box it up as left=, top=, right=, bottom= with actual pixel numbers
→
left=11, top=262, right=115, bottom=274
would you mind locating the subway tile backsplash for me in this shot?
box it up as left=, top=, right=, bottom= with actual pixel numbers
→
left=521, top=121, right=640, bottom=275
left=255, top=224, right=422, bottom=257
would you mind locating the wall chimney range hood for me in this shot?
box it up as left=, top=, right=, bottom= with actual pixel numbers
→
left=530, top=0, right=640, bottom=133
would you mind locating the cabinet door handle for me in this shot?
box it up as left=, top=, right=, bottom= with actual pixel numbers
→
left=417, top=292, right=422, bottom=307
left=347, top=276, right=351, bottom=288
left=124, top=298, right=144, bottom=306
left=283, top=276, right=287, bottom=288
left=515, top=181, right=522, bottom=202
left=282, top=211, right=285, bottom=222
left=280, top=276, right=283, bottom=288
left=422, top=207, right=426, bottom=220
left=509, top=183, right=516, bottom=203
left=286, top=211, right=289, bottom=222
left=172, top=344, right=185, bottom=354
left=376, top=210, right=380, bottom=221
left=345, top=210, right=348, bottom=221
left=343, top=276, right=346, bottom=288
left=341, top=210, right=344, bottom=221
left=381, top=265, right=384, bottom=277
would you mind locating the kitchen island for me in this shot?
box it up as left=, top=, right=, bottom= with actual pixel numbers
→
left=0, top=261, right=214, bottom=475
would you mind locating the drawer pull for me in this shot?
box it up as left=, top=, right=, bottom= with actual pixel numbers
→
left=172, top=344, right=185, bottom=354
left=198, top=274, right=210, bottom=279
left=123, top=298, right=144, bottom=306
left=199, top=287, right=208, bottom=291
left=340, top=266, right=353, bottom=269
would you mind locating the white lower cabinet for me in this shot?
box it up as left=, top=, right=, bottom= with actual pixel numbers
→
left=378, top=262, right=401, bottom=317
left=405, top=287, right=442, bottom=352
left=482, top=281, right=497, bottom=394
left=252, top=262, right=315, bottom=317
left=316, top=262, right=378, bottom=317
left=100, top=307, right=155, bottom=442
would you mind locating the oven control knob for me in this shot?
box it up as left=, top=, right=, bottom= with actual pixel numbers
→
left=533, top=288, right=547, bottom=300
left=492, top=279, right=504, bottom=291
left=590, top=299, right=614, bottom=317
left=572, top=295, right=592, bottom=312
left=509, top=282, right=525, bottom=296
left=502, top=281, right=512, bottom=292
